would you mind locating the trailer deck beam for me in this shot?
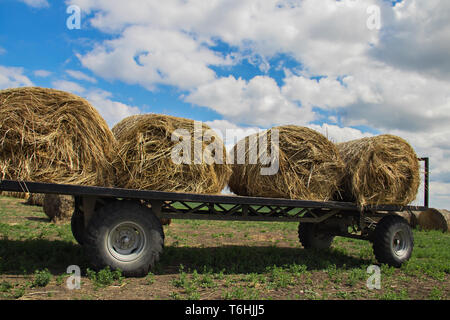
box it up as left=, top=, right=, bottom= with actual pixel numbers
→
left=0, top=179, right=429, bottom=216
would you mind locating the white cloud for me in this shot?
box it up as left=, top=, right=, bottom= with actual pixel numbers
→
left=34, top=69, right=52, bottom=77
left=0, top=66, right=33, bottom=89
left=67, top=0, right=450, bottom=133
left=19, top=0, right=49, bottom=8
left=336, top=64, right=450, bottom=132
left=370, top=0, right=450, bottom=81
left=0, top=47, right=6, bottom=55
left=68, top=0, right=392, bottom=122
left=52, top=80, right=86, bottom=95
left=66, top=70, right=97, bottom=83
left=76, top=26, right=231, bottom=90
left=205, top=119, right=263, bottom=151
left=84, top=89, right=140, bottom=127
left=282, top=75, right=358, bottom=110
left=307, top=123, right=373, bottom=144
left=186, top=75, right=315, bottom=127
left=428, top=182, right=450, bottom=210
left=51, top=79, right=140, bottom=127
left=67, top=0, right=381, bottom=72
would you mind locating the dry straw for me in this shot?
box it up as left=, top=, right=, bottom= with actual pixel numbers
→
left=417, top=208, right=450, bottom=232
left=43, top=194, right=75, bottom=223
left=0, top=87, right=117, bottom=186
left=0, top=191, right=29, bottom=199
left=336, top=134, right=420, bottom=206
left=25, top=193, right=45, bottom=206
left=112, top=114, right=231, bottom=194
left=228, top=125, right=345, bottom=201
left=395, top=210, right=421, bottom=228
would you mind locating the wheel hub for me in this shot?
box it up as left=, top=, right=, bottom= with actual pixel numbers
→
left=107, top=222, right=146, bottom=262
left=392, top=230, right=408, bottom=258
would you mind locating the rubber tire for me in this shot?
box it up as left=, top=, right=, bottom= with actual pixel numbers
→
left=298, top=223, right=334, bottom=250
left=372, top=215, right=414, bottom=267
left=84, top=200, right=164, bottom=277
left=71, top=207, right=85, bottom=245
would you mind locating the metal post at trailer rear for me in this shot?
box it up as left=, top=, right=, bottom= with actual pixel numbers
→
left=418, top=157, right=429, bottom=208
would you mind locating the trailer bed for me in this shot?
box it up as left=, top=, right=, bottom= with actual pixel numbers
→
left=0, top=178, right=430, bottom=274
left=0, top=179, right=428, bottom=221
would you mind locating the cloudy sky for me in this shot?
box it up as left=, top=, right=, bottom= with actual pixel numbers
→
left=1, top=0, right=449, bottom=208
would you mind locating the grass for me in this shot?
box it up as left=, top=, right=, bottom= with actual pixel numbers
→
left=32, top=268, right=52, bottom=288
left=86, top=267, right=124, bottom=289
left=0, top=194, right=448, bottom=300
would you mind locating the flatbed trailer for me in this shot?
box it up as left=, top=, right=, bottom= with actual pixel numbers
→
left=0, top=164, right=430, bottom=277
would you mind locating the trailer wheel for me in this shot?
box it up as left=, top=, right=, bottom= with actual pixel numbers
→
left=71, top=207, right=85, bottom=245
left=298, top=223, right=334, bottom=250
left=372, top=215, right=413, bottom=267
left=84, top=200, right=164, bottom=277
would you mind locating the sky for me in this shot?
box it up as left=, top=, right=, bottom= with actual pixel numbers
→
left=0, top=0, right=449, bottom=208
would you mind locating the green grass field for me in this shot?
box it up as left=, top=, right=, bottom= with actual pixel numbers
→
left=0, top=195, right=448, bottom=300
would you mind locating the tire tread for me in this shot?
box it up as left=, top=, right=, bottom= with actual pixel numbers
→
left=84, top=200, right=164, bottom=277
left=372, top=215, right=413, bottom=267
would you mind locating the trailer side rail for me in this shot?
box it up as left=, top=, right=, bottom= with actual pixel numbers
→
left=0, top=179, right=429, bottom=217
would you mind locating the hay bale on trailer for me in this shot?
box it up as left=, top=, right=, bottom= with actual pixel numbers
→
left=228, top=125, right=345, bottom=200
left=112, top=114, right=231, bottom=194
left=336, top=135, right=420, bottom=207
left=43, top=194, right=75, bottom=223
left=0, top=87, right=117, bottom=187
left=110, top=114, right=141, bottom=139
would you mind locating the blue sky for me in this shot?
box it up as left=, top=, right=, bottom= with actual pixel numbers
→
left=1, top=0, right=449, bottom=208
left=0, top=0, right=385, bottom=130
left=0, top=0, right=306, bottom=124
left=0, top=0, right=204, bottom=120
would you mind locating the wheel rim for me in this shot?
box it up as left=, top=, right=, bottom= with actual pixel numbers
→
left=392, top=230, right=408, bottom=258
left=107, top=222, right=146, bottom=262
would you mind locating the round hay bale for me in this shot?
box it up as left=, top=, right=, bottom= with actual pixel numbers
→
left=160, top=218, right=172, bottom=226
left=43, top=194, right=75, bottom=223
left=110, top=114, right=141, bottom=139
left=1, top=191, right=29, bottom=200
left=395, top=210, right=421, bottom=228
left=417, top=208, right=450, bottom=232
left=228, top=125, right=345, bottom=200
left=25, top=193, right=45, bottom=206
left=0, top=87, right=117, bottom=186
left=112, top=114, right=231, bottom=194
left=336, top=135, right=420, bottom=206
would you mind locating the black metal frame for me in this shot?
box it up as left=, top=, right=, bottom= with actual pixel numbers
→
left=418, top=157, right=429, bottom=207
left=154, top=199, right=343, bottom=222
left=0, top=178, right=429, bottom=224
